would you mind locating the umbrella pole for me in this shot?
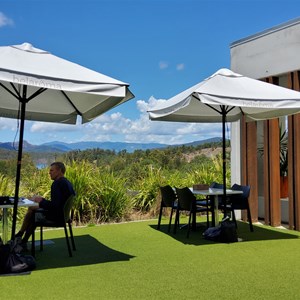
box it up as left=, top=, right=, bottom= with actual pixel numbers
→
left=11, top=92, right=27, bottom=241
left=222, top=108, right=227, bottom=219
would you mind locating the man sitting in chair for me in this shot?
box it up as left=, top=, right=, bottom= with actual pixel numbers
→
left=16, top=162, right=75, bottom=250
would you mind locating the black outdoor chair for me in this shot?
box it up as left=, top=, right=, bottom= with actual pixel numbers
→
left=31, top=194, right=76, bottom=257
left=174, top=187, right=209, bottom=238
left=223, top=183, right=253, bottom=232
left=195, top=181, right=223, bottom=226
left=157, top=185, right=177, bottom=232
left=197, top=181, right=224, bottom=205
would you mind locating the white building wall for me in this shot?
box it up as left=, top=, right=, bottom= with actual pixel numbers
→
left=230, top=120, right=241, bottom=219
left=229, top=18, right=300, bottom=223
left=230, top=17, right=300, bottom=79
left=230, top=120, right=241, bottom=186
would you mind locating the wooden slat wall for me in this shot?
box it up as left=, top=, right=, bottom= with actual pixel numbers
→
left=262, top=77, right=281, bottom=226
left=241, top=116, right=247, bottom=221
left=288, top=71, right=300, bottom=230
left=263, top=119, right=281, bottom=226
left=269, top=118, right=281, bottom=226
left=263, top=119, right=270, bottom=224
left=241, top=71, right=300, bottom=229
left=292, top=115, right=300, bottom=230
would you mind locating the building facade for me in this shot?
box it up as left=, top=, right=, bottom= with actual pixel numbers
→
left=230, top=17, right=300, bottom=230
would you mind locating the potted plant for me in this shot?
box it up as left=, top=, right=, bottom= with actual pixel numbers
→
left=279, top=128, right=288, bottom=198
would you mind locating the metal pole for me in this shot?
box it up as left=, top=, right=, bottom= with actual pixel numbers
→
left=11, top=87, right=27, bottom=240
left=222, top=107, right=227, bottom=218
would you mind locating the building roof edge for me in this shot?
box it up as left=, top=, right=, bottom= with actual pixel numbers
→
left=230, top=17, right=300, bottom=48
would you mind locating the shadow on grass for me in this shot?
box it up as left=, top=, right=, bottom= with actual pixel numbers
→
left=34, top=234, right=135, bottom=270
left=150, top=220, right=300, bottom=246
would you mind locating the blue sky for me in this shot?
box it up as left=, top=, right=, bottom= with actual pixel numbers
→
left=1, top=0, right=300, bottom=145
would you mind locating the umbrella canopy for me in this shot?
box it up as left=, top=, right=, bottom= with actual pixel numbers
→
left=0, top=42, right=133, bottom=124
left=0, top=42, right=134, bottom=239
left=148, top=68, right=300, bottom=215
left=148, top=68, right=300, bottom=122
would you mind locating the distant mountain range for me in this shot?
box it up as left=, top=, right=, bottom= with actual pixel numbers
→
left=0, top=137, right=223, bottom=153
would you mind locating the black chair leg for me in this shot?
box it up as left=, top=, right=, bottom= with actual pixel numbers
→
left=168, top=208, right=174, bottom=232
left=204, top=202, right=210, bottom=228
left=157, top=204, right=163, bottom=230
left=191, top=202, right=197, bottom=231
left=232, top=210, right=238, bottom=228
left=64, top=225, right=72, bottom=257
left=247, top=208, right=254, bottom=232
left=40, top=226, right=44, bottom=251
left=211, top=199, right=216, bottom=227
left=174, top=209, right=179, bottom=234
left=31, top=230, right=35, bottom=257
left=187, top=212, right=192, bottom=238
left=68, top=222, right=76, bottom=251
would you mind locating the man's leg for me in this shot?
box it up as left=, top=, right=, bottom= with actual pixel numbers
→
left=16, top=206, right=38, bottom=241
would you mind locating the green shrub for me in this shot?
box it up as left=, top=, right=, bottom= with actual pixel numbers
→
left=89, top=170, right=132, bottom=222
left=1, top=146, right=231, bottom=226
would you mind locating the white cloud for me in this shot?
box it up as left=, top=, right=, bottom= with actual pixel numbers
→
left=66, top=97, right=185, bottom=144
left=176, top=63, right=185, bottom=71
left=30, top=122, right=78, bottom=133
left=111, top=112, right=122, bottom=120
left=2, top=96, right=222, bottom=145
left=79, top=112, right=132, bottom=140
left=122, top=97, right=223, bottom=145
left=159, top=61, right=168, bottom=70
left=136, top=96, right=166, bottom=113
left=0, top=12, right=14, bottom=27
left=0, top=117, right=18, bottom=131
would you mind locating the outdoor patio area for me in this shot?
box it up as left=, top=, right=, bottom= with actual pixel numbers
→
left=2, top=217, right=300, bottom=299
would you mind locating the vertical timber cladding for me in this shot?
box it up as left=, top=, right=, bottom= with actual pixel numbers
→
left=263, top=118, right=281, bottom=226
left=263, top=77, right=281, bottom=227
left=292, top=113, right=300, bottom=230
left=288, top=71, right=300, bottom=230
left=268, top=118, right=281, bottom=226
left=288, top=113, right=295, bottom=229
left=263, top=119, right=270, bottom=224
left=241, top=117, right=258, bottom=223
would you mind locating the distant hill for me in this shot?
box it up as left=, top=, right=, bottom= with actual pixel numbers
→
left=0, top=141, right=65, bottom=153
left=176, top=137, right=223, bottom=147
left=0, top=137, right=225, bottom=153
left=41, top=141, right=168, bottom=152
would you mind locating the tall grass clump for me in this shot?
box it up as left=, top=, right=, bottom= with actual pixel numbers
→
left=0, top=174, right=16, bottom=223
left=66, top=161, right=131, bottom=223
left=21, top=167, right=51, bottom=198
left=89, top=169, right=132, bottom=222
left=65, top=161, right=98, bottom=223
left=0, top=174, right=15, bottom=196
left=131, top=166, right=166, bottom=213
left=186, top=155, right=230, bottom=187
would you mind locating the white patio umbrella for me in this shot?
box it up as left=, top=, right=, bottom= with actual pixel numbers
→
left=0, top=42, right=134, bottom=239
left=148, top=68, right=300, bottom=215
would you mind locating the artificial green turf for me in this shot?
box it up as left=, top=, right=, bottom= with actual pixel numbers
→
left=1, top=217, right=300, bottom=300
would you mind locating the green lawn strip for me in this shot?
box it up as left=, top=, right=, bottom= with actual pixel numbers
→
left=1, top=218, right=300, bottom=299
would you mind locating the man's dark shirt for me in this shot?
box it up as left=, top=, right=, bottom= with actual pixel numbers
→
left=39, top=177, right=75, bottom=222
